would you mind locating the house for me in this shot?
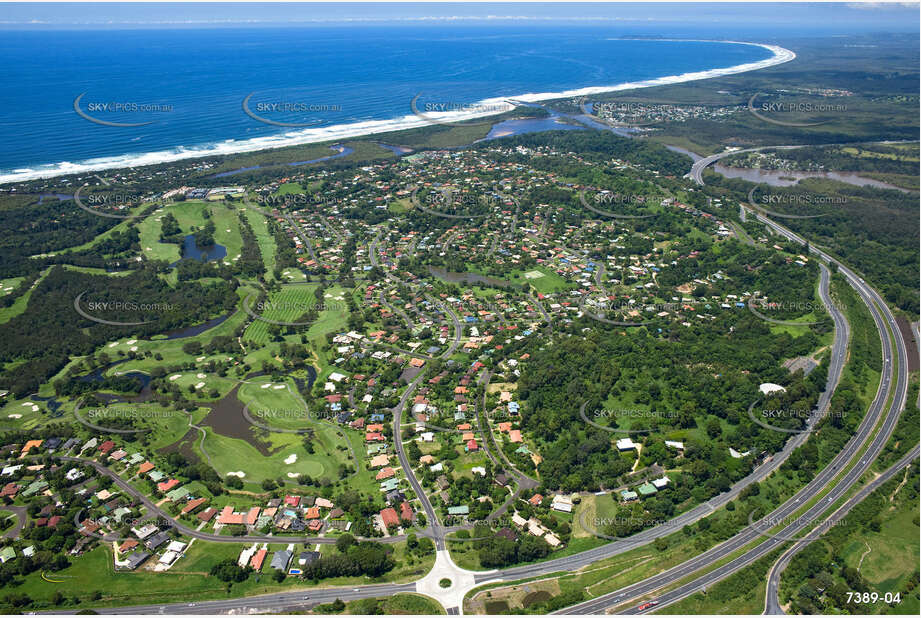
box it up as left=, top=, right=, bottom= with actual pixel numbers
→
left=494, top=473, right=510, bottom=487
left=315, top=498, right=334, bottom=509
left=145, top=531, right=171, bottom=550
left=511, top=513, right=528, bottom=528
left=270, top=550, right=292, bottom=571
left=651, top=476, right=670, bottom=489
left=664, top=440, right=684, bottom=450
left=620, top=490, right=638, bottom=502
left=298, top=551, right=320, bottom=566
left=465, top=439, right=478, bottom=452
left=376, top=467, right=395, bottom=481
left=616, top=438, right=637, bottom=451
left=528, top=493, right=543, bottom=507
left=400, top=501, right=414, bottom=522
left=380, top=507, right=400, bottom=528
left=118, top=539, right=138, bottom=553
left=181, top=497, right=207, bottom=515
left=250, top=549, right=267, bottom=571
left=385, top=489, right=405, bottom=505
left=551, top=495, right=573, bottom=513
left=369, top=454, right=390, bottom=468
left=509, top=430, right=522, bottom=443
left=638, top=482, right=658, bottom=497
left=544, top=533, right=562, bottom=547
left=447, top=505, right=469, bottom=516
left=123, top=551, right=150, bottom=570
left=0, top=547, right=15, bottom=563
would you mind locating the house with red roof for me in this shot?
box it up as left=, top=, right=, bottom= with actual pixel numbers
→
left=181, top=497, right=207, bottom=515
left=157, top=479, right=180, bottom=492
left=250, top=549, right=267, bottom=571
left=380, top=507, right=400, bottom=529
left=465, top=439, right=478, bottom=452
left=376, top=467, right=395, bottom=481
left=400, top=501, right=414, bottom=523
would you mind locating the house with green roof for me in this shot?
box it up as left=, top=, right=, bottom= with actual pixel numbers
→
left=379, top=478, right=400, bottom=492
left=637, top=482, right=658, bottom=497
left=0, top=547, right=15, bottom=563
left=366, top=444, right=388, bottom=456
left=166, top=485, right=191, bottom=502
left=22, top=479, right=48, bottom=497
left=515, top=445, right=531, bottom=455
left=620, top=489, right=638, bottom=501
left=447, top=505, right=469, bottom=516
left=148, top=470, right=166, bottom=482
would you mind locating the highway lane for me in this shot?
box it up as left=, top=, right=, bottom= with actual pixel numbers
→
left=688, top=140, right=917, bottom=186
left=74, top=583, right=417, bottom=615
left=557, top=213, right=909, bottom=615
left=764, top=445, right=920, bottom=614
left=688, top=146, right=799, bottom=185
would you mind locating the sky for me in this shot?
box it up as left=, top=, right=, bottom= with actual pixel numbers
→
left=0, top=2, right=918, bottom=31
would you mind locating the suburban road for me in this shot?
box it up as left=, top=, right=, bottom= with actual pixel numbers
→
left=556, top=212, right=909, bottom=615
left=763, top=445, right=920, bottom=614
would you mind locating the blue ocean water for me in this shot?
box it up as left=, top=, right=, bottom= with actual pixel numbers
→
left=0, top=26, right=773, bottom=180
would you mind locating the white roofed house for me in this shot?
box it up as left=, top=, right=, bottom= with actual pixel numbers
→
left=550, top=494, right=573, bottom=513
left=651, top=476, right=670, bottom=489
left=616, top=437, right=637, bottom=451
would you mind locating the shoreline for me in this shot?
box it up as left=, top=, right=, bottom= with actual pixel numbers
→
left=0, top=40, right=795, bottom=185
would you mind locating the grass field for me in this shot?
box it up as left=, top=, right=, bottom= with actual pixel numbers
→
left=242, top=206, right=277, bottom=278
left=7, top=537, right=435, bottom=611
left=243, top=284, right=336, bottom=344
left=0, top=269, right=49, bottom=325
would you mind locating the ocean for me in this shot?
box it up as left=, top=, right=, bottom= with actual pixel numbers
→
left=0, top=25, right=782, bottom=182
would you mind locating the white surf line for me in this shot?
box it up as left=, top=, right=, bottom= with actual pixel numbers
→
left=1, top=40, right=794, bottom=184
